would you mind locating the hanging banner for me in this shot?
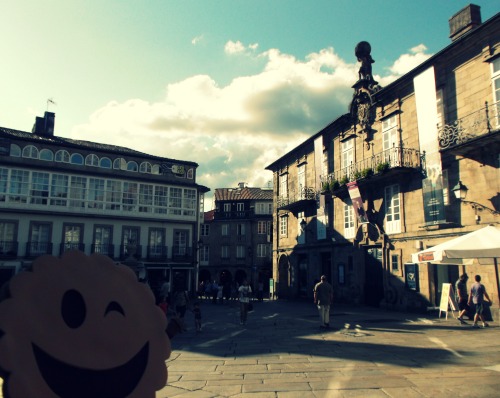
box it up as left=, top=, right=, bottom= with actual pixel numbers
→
left=347, top=181, right=369, bottom=224
left=414, top=67, right=446, bottom=225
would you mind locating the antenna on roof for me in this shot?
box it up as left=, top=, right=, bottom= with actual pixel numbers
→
left=47, top=98, right=56, bottom=111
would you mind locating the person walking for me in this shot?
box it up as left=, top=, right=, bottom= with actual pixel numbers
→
left=238, top=279, right=252, bottom=325
left=468, top=274, right=492, bottom=328
left=455, top=273, right=469, bottom=324
left=172, top=288, right=190, bottom=331
left=192, top=302, right=202, bottom=332
left=314, top=275, right=334, bottom=329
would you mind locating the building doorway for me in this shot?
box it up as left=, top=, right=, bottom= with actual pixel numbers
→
left=364, top=247, right=384, bottom=307
left=278, top=254, right=290, bottom=299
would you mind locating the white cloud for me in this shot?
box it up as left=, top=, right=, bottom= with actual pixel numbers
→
left=224, top=40, right=259, bottom=55
left=191, top=35, right=204, bottom=45
left=378, top=44, right=432, bottom=85
left=70, top=44, right=430, bottom=209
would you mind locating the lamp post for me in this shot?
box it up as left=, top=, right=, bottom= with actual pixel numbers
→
left=452, top=180, right=499, bottom=217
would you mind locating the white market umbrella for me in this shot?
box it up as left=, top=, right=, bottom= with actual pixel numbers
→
left=412, top=225, right=500, bottom=265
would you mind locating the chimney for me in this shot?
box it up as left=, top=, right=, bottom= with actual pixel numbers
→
left=32, top=111, right=55, bottom=137
left=238, top=182, right=246, bottom=189
left=449, top=4, right=481, bottom=42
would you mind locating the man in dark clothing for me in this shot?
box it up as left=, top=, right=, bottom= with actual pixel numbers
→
left=313, top=275, right=334, bottom=328
left=455, top=273, right=469, bottom=324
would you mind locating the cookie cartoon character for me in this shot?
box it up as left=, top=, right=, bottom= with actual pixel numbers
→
left=0, top=251, right=171, bottom=398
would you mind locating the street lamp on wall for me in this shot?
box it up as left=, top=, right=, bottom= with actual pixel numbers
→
left=300, top=218, right=307, bottom=233
left=452, top=180, right=499, bottom=217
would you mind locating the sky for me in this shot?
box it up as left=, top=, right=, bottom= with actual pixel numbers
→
left=0, top=1, right=498, bottom=209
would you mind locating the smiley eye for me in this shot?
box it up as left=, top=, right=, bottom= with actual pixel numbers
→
left=61, top=289, right=86, bottom=329
left=105, top=301, right=125, bottom=316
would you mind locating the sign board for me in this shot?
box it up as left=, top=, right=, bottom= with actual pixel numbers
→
left=269, top=278, right=274, bottom=299
left=439, top=283, right=459, bottom=319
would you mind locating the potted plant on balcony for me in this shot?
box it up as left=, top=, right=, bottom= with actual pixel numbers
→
left=361, top=167, right=374, bottom=179
left=375, top=161, right=390, bottom=174
left=330, top=179, right=340, bottom=191
left=339, top=175, right=349, bottom=186
left=353, top=170, right=363, bottom=180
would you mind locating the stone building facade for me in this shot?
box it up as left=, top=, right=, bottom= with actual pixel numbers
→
left=266, top=5, right=499, bottom=312
left=199, top=185, right=273, bottom=295
left=0, top=111, right=209, bottom=300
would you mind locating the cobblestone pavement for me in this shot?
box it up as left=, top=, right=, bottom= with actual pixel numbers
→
left=159, top=299, right=499, bottom=398
left=1, top=299, right=498, bottom=397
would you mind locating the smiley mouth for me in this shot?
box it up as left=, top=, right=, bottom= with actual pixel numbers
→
left=32, top=342, right=149, bottom=398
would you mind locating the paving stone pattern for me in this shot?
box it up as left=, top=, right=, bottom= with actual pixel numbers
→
left=0, top=299, right=498, bottom=397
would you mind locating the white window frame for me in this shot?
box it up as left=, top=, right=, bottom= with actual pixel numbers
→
left=279, top=216, right=287, bottom=236
left=201, top=224, right=209, bottom=236
left=236, top=245, right=245, bottom=258
left=280, top=174, right=288, bottom=198
left=344, top=201, right=355, bottom=239
left=221, top=245, right=229, bottom=259
left=221, top=224, right=229, bottom=236
left=491, top=57, right=500, bottom=129
left=297, top=164, right=305, bottom=199
left=341, top=139, right=354, bottom=171
left=385, top=184, right=401, bottom=234
left=200, top=245, right=209, bottom=264
left=223, top=203, right=231, bottom=212
left=257, top=244, right=269, bottom=258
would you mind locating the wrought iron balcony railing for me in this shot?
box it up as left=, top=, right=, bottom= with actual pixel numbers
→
left=0, top=241, right=18, bottom=258
left=438, top=101, right=500, bottom=150
left=322, top=146, right=423, bottom=190
left=25, top=241, right=53, bottom=258
left=277, top=186, right=317, bottom=209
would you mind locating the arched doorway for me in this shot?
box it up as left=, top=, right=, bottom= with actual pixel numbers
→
left=278, top=254, right=290, bottom=299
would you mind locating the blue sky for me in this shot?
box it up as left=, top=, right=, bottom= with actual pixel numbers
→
left=0, top=1, right=498, bottom=209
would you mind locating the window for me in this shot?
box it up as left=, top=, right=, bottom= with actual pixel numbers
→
left=237, top=223, right=245, bottom=236
left=224, top=203, right=231, bottom=212
left=201, top=224, right=210, bottom=236
left=236, top=245, right=245, bottom=258
left=113, top=158, right=127, bottom=170
left=200, top=245, right=209, bottom=263
left=139, top=184, right=153, bottom=213
left=257, top=244, right=269, bottom=258
left=237, top=203, right=244, bottom=212
left=151, top=164, right=161, bottom=175
left=28, top=222, right=52, bottom=256
left=173, top=230, right=188, bottom=256
left=154, top=186, right=168, bottom=213
left=0, top=168, right=7, bottom=201
left=436, top=88, right=445, bottom=128
left=9, top=170, right=29, bottom=203
left=391, top=254, right=400, bottom=272
left=148, top=228, right=166, bottom=258
left=256, top=202, right=272, bottom=214
left=122, top=226, right=140, bottom=257
left=70, top=153, right=84, bottom=165
left=85, top=154, right=99, bottom=167
left=39, top=149, right=54, bottom=161
left=221, top=246, right=229, bottom=259
left=297, top=164, right=305, bottom=198
left=183, top=189, right=196, bottom=216
left=140, top=162, right=152, bottom=173
left=88, top=178, right=105, bottom=209
left=491, top=57, right=500, bottom=127
left=55, top=150, right=70, bottom=163
left=344, top=201, right=355, bottom=239
left=127, top=161, right=138, bottom=172
left=169, top=187, right=182, bottom=215
left=382, top=114, right=398, bottom=166
left=105, top=180, right=122, bottom=210
left=257, top=221, right=268, bottom=234
left=69, top=176, right=86, bottom=208
left=221, top=224, right=229, bottom=236
left=31, top=172, right=50, bottom=205
left=0, top=221, right=17, bottom=255
left=50, top=174, right=68, bottom=206
left=100, top=157, right=112, bottom=169
left=385, top=184, right=401, bottom=234
left=187, top=168, right=194, bottom=179
left=341, top=139, right=354, bottom=171
left=10, top=144, right=21, bottom=157
left=280, top=174, right=288, bottom=198
left=22, top=145, right=38, bottom=159
left=280, top=216, right=287, bottom=236
left=62, top=223, right=83, bottom=252
left=93, top=225, right=113, bottom=255
left=122, top=182, right=138, bottom=212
